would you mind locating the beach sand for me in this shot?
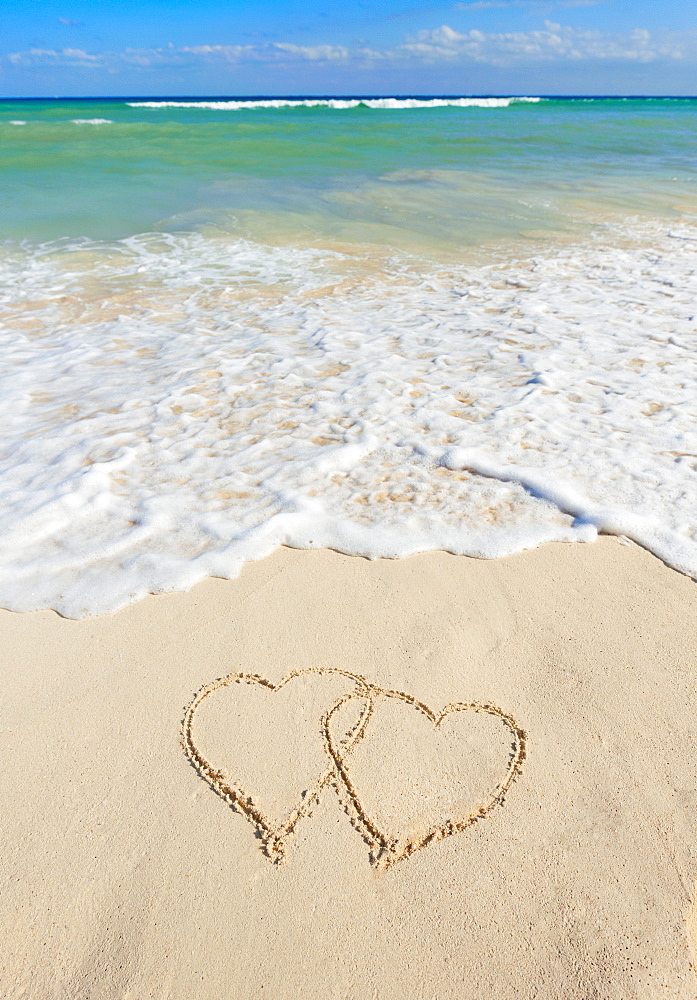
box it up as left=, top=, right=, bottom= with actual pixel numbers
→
left=2, top=537, right=696, bottom=999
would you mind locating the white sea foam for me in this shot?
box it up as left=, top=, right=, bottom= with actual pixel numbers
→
left=0, top=219, right=696, bottom=616
left=70, top=118, right=113, bottom=125
left=9, top=120, right=27, bottom=125
left=127, top=97, right=541, bottom=111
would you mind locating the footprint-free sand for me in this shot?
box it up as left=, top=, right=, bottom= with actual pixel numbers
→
left=2, top=537, right=696, bottom=999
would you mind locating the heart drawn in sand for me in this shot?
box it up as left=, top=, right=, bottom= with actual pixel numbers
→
left=324, top=688, right=527, bottom=869
left=181, top=667, right=371, bottom=861
left=183, top=669, right=526, bottom=868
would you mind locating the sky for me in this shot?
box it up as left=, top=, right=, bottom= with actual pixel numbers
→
left=1, top=0, right=696, bottom=98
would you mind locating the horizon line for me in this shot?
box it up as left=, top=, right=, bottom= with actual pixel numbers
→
left=2, top=92, right=697, bottom=102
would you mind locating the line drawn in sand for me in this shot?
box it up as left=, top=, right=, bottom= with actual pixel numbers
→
left=181, top=667, right=372, bottom=862
left=324, top=688, right=527, bottom=870
left=182, top=668, right=527, bottom=869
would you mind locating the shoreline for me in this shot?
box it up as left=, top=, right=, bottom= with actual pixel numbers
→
left=2, top=537, right=696, bottom=998
left=3, top=213, right=697, bottom=619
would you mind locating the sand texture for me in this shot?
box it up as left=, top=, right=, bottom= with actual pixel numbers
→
left=1, top=538, right=696, bottom=999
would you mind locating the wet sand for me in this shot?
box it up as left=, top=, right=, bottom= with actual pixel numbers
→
left=1, top=537, right=696, bottom=999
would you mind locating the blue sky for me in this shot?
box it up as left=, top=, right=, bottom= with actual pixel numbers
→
left=1, top=0, right=696, bottom=97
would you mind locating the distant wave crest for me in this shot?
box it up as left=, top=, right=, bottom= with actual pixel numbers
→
left=127, top=97, right=542, bottom=111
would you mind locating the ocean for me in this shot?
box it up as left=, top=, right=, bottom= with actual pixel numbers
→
left=1, top=95, right=696, bottom=616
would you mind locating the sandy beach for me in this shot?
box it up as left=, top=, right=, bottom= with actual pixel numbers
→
left=2, top=537, right=696, bottom=999
left=3, top=34, right=697, bottom=1000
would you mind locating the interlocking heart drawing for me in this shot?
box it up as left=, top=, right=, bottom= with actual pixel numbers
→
left=182, top=668, right=526, bottom=869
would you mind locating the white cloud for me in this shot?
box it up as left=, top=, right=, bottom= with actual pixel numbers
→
left=2, top=23, right=691, bottom=74
left=455, top=0, right=601, bottom=9
left=179, top=45, right=259, bottom=62
left=273, top=43, right=350, bottom=62
left=8, top=47, right=100, bottom=67
left=180, top=41, right=361, bottom=64
left=400, top=22, right=686, bottom=64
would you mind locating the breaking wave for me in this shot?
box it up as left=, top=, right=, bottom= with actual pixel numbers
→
left=1, top=218, right=697, bottom=616
left=127, top=97, right=542, bottom=111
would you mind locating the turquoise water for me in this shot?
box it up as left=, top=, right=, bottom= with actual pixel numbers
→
left=1, top=96, right=696, bottom=251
